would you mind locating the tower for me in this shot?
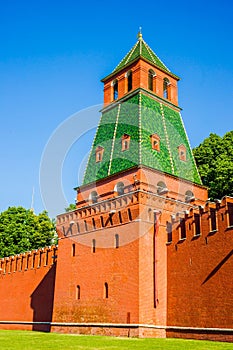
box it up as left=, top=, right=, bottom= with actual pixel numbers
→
left=53, top=33, right=208, bottom=336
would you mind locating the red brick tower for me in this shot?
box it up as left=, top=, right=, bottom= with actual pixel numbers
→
left=53, top=32, right=208, bottom=336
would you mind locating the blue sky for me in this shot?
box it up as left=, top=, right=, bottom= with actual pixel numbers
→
left=0, top=0, right=232, bottom=218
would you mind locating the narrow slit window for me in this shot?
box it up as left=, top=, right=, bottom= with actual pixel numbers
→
left=104, top=282, right=109, bottom=299
left=72, top=243, right=76, bottom=257
left=92, top=239, right=96, bottom=253
left=76, top=285, right=80, bottom=300
left=128, top=208, right=132, bottom=221
left=115, top=234, right=119, bottom=248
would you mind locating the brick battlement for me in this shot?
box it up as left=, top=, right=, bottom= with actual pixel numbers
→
left=0, top=245, right=58, bottom=275
left=56, top=189, right=201, bottom=239
left=166, top=196, right=233, bottom=245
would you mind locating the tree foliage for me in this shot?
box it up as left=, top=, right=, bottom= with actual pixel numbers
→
left=0, top=207, right=57, bottom=258
left=193, top=131, right=233, bottom=200
left=65, top=203, right=76, bottom=212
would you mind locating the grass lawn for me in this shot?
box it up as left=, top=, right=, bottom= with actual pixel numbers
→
left=0, top=330, right=233, bottom=350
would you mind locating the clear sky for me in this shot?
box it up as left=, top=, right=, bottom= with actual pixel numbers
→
left=0, top=0, right=232, bottom=218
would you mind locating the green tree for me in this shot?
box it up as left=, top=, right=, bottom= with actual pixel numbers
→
left=0, top=207, right=57, bottom=258
left=65, top=203, right=76, bottom=212
left=193, top=131, right=233, bottom=200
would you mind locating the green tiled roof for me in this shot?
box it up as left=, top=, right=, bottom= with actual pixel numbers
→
left=112, top=35, right=171, bottom=75
left=82, top=92, right=202, bottom=185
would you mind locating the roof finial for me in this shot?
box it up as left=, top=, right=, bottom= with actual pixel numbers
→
left=137, top=26, right=143, bottom=40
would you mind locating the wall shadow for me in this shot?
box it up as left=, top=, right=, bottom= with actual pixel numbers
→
left=30, top=263, right=57, bottom=332
left=202, top=249, right=233, bottom=285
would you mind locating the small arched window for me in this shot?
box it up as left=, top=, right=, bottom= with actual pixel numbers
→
left=148, top=69, right=155, bottom=91
left=115, top=234, right=119, bottom=248
left=127, top=70, right=132, bottom=92
left=150, top=133, right=160, bottom=151
left=104, top=282, right=109, bottom=299
left=163, top=78, right=170, bottom=99
left=185, top=190, right=195, bottom=203
left=95, top=146, right=104, bottom=163
left=89, top=191, right=98, bottom=204
left=178, top=144, right=187, bottom=161
left=157, top=181, right=168, bottom=195
left=114, top=182, right=124, bottom=196
left=113, top=79, right=118, bottom=100
left=121, top=134, right=130, bottom=151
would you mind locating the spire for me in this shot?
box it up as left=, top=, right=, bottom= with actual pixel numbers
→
left=106, top=34, right=179, bottom=79
left=137, top=26, right=143, bottom=40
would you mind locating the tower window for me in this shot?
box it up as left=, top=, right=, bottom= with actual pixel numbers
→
left=95, top=146, right=104, bottom=163
left=121, top=134, right=130, bottom=151
left=157, top=181, right=168, bottom=195
left=150, top=133, right=160, bottom=151
left=163, top=78, right=170, bottom=99
left=185, top=190, right=195, bottom=203
left=114, top=182, right=124, bottom=196
left=148, top=69, right=155, bottom=91
left=89, top=191, right=98, bottom=204
left=178, top=144, right=187, bottom=161
left=113, top=79, right=118, bottom=100
left=127, top=70, right=132, bottom=92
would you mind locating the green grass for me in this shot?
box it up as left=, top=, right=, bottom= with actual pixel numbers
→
left=0, top=330, right=232, bottom=350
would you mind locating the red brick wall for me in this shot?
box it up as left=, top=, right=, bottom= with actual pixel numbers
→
left=167, top=197, right=233, bottom=339
left=0, top=247, right=57, bottom=332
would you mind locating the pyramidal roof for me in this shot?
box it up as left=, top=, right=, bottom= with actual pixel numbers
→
left=109, top=33, right=178, bottom=78
left=82, top=92, right=202, bottom=186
